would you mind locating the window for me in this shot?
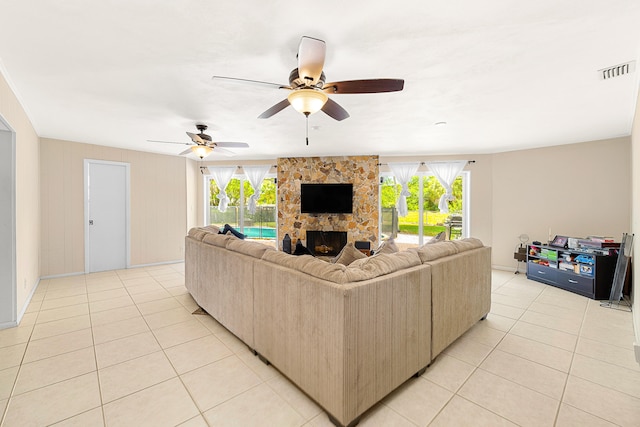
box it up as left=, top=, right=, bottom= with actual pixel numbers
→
left=206, top=174, right=277, bottom=240
left=380, top=172, right=468, bottom=246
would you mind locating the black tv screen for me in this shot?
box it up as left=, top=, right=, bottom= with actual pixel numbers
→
left=300, top=183, right=353, bottom=214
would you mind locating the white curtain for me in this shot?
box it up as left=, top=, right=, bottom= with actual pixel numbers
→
left=208, top=166, right=237, bottom=212
left=388, top=162, right=420, bottom=217
left=426, top=160, right=467, bottom=213
left=244, top=165, right=271, bottom=214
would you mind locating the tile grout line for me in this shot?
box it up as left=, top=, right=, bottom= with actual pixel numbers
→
left=440, top=274, right=565, bottom=425
left=549, top=287, right=590, bottom=427
left=426, top=273, right=532, bottom=426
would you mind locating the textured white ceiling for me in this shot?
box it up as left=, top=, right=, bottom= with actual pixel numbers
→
left=1, top=1, right=639, bottom=160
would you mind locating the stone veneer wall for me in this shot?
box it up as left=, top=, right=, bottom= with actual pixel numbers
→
left=277, top=155, right=379, bottom=248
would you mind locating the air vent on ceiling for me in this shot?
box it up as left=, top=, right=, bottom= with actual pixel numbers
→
left=598, top=61, right=636, bottom=80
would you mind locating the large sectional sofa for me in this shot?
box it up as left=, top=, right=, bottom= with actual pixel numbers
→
left=185, top=227, right=491, bottom=427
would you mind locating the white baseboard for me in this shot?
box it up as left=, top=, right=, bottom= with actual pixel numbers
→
left=16, top=277, right=40, bottom=325
left=0, top=320, right=18, bottom=330
left=129, top=259, right=184, bottom=268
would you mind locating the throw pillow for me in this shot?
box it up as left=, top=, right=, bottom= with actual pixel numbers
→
left=375, top=238, right=399, bottom=255
left=332, top=242, right=367, bottom=266
left=425, top=231, right=446, bottom=244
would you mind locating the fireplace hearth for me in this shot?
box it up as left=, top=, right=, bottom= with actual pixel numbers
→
left=306, top=231, right=347, bottom=257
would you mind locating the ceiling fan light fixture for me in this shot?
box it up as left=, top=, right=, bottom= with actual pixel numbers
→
left=287, top=89, right=327, bottom=115
left=191, top=145, right=213, bottom=159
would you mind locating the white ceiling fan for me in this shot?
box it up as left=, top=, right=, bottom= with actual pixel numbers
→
left=148, top=124, right=249, bottom=159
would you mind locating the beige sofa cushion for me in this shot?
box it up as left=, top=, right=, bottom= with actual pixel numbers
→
left=294, top=256, right=349, bottom=283
left=226, top=239, right=275, bottom=259
left=201, top=225, right=221, bottom=234
left=262, top=250, right=301, bottom=269
left=262, top=251, right=349, bottom=283
left=410, top=241, right=459, bottom=263
left=345, top=251, right=421, bottom=282
left=451, top=238, right=484, bottom=253
left=187, top=227, right=208, bottom=241
left=202, top=232, right=233, bottom=247
left=332, top=243, right=367, bottom=266
left=187, top=225, right=221, bottom=241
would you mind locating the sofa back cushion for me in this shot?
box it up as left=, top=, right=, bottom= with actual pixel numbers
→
left=262, top=250, right=304, bottom=269
left=409, top=241, right=458, bottom=263
left=345, top=251, right=421, bottom=282
left=262, top=251, right=349, bottom=283
left=187, top=225, right=222, bottom=241
left=187, top=227, right=208, bottom=241
left=202, top=232, right=234, bottom=247
left=451, top=237, right=484, bottom=253
left=226, top=238, right=275, bottom=259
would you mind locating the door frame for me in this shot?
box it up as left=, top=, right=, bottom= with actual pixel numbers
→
left=84, top=159, right=131, bottom=273
left=0, top=115, right=16, bottom=328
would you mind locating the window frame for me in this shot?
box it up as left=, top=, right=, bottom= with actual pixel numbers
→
left=378, top=170, right=470, bottom=245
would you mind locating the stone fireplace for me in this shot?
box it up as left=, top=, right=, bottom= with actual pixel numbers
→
left=306, top=231, right=347, bottom=257
left=277, top=156, right=379, bottom=249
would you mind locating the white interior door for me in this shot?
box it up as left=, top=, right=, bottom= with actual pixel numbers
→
left=85, top=160, right=130, bottom=273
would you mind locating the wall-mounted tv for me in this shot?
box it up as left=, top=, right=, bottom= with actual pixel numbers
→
left=300, top=183, right=353, bottom=214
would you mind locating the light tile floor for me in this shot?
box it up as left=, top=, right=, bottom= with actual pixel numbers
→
left=1, top=265, right=638, bottom=426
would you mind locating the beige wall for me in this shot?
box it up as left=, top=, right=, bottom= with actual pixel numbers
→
left=40, top=138, right=190, bottom=276
left=491, top=137, right=631, bottom=269
left=0, top=71, right=40, bottom=320
left=632, top=86, right=640, bottom=348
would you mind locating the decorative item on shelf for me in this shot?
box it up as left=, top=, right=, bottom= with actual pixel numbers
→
left=549, top=235, right=569, bottom=248
left=513, top=234, right=529, bottom=274
left=283, top=234, right=291, bottom=254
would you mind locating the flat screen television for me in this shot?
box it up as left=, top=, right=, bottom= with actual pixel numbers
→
left=300, top=183, right=353, bottom=214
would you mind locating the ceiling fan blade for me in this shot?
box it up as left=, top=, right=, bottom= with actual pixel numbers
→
left=214, top=147, right=236, bottom=157
left=214, top=142, right=250, bottom=148
left=212, top=75, right=290, bottom=90
left=258, top=98, right=291, bottom=119
left=321, top=98, right=350, bottom=121
left=323, top=79, right=405, bottom=94
left=179, top=148, right=194, bottom=156
left=147, top=139, right=192, bottom=146
left=186, top=132, right=206, bottom=145
left=297, top=36, right=326, bottom=86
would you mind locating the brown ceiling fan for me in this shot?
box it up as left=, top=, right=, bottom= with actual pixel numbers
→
left=212, top=36, right=404, bottom=122
left=147, top=124, right=249, bottom=159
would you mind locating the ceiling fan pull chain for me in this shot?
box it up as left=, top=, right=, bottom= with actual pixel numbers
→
left=306, top=114, right=309, bottom=146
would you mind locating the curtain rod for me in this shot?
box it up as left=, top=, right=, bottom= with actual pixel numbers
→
left=377, top=160, right=476, bottom=166
left=199, top=165, right=277, bottom=174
